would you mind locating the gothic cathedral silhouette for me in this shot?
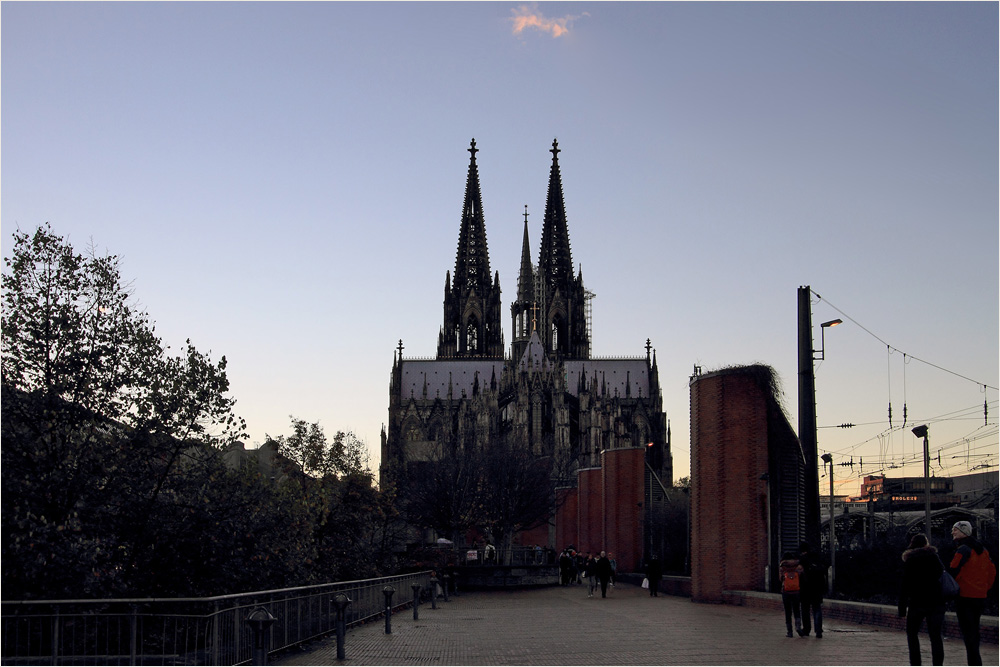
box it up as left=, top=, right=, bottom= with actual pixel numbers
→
left=382, top=140, right=671, bottom=570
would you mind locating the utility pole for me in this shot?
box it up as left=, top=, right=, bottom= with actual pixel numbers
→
left=913, top=425, right=931, bottom=540
left=798, top=286, right=821, bottom=547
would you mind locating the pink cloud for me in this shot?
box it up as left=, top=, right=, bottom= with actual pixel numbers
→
left=510, top=4, right=585, bottom=38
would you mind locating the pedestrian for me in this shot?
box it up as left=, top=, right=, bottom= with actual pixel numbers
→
left=575, top=551, right=586, bottom=584
left=779, top=552, right=803, bottom=638
left=596, top=551, right=613, bottom=598
left=585, top=553, right=597, bottom=597
left=948, top=520, right=997, bottom=666
left=559, top=549, right=573, bottom=586
left=646, top=555, right=662, bottom=597
left=798, top=541, right=826, bottom=638
left=608, top=552, right=618, bottom=588
left=899, top=533, right=946, bottom=665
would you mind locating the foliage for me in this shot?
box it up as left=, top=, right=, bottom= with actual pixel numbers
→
left=1, top=226, right=397, bottom=599
left=403, top=433, right=555, bottom=559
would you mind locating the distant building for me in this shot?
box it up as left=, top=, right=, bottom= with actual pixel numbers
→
left=848, top=472, right=997, bottom=512
left=381, top=140, right=671, bottom=570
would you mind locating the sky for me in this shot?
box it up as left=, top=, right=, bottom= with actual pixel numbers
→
left=3, top=2, right=997, bottom=498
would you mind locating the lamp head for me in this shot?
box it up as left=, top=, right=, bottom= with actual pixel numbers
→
left=912, top=424, right=928, bottom=439
left=820, top=453, right=833, bottom=464
left=821, top=319, right=842, bottom=328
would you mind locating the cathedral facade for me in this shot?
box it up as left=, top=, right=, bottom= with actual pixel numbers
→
left=381, top=140, right=671, bottom=561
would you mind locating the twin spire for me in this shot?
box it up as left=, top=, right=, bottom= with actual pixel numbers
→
left=440, top=138, right=588, bottom=362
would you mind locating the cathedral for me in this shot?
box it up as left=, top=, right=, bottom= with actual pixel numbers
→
left=381, top=139, right=671, bottom=565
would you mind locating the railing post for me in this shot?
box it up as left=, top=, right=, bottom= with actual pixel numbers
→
left=410, top=584, right=422, bottom=621
left=211, top=601, right=220, bottom=666
left=332, top=594, right=351, bottom=661
left=246, top=607, right=276, bottom=666
left=129, top=604, right=138, bottom=666
left=51, top=607, right=60, bottom=666
left=382, top=586, right=395, bottom=634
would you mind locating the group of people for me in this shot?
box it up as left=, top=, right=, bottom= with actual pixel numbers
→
left=778, top=542, right=827, bottom=638
left=899, top=520, right=996, bottom=666
left=558, top=548, right=617, bottom=598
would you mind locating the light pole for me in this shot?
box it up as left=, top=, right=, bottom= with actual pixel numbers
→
left=912, top=424, right=931, bottom=541
left=821, top=452, right=835, bottom=595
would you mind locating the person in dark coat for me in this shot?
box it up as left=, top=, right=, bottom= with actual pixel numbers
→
left=596, top=551, right=613, bottom=598
left=558, top=549, right=573, bottom=586
left=797, top=541, right=826, bottom=638
left=899, top=533, right=946, bottom=666
left=646, top=556, right=662, bottom=596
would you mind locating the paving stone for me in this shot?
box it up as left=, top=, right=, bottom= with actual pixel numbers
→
left=271, top=583, right=998, bottom=665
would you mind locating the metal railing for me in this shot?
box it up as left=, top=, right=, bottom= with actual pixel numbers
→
left=1, top=571, right=431, bottom=666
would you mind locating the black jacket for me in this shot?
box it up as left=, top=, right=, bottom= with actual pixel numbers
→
left=899, top=545, right=945, bottom=614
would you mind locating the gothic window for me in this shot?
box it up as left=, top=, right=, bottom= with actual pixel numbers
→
left=466, top=316, right=479, bottom=354
left=551, top=321, right=559, bottom=351
left=405, top=424, right=421, bottom=441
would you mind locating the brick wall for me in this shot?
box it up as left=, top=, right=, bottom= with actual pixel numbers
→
left=556, top=486, right=578, bottom=550
left=603, top=448, right=645, bottom=572
left=691, top=370, right=771, bottom=602
left=578, top=468, right=603, bottom=555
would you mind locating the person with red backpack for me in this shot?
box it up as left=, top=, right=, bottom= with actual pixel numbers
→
left=949, top=521, right=997, bottom=665
left=779, top=552, right=804, bottom=638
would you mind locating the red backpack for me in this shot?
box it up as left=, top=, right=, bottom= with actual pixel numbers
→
left=782, top=569, right=800, bottom=593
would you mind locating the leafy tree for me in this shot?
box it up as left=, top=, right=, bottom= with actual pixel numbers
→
left=473, top=436, right=555, bottom=562
left=2, top=225, right=245, bottom=598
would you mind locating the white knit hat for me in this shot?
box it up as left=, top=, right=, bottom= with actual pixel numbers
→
left=952, top=520, right=973, bottom=537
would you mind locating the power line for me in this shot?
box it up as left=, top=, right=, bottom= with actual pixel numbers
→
left=811, top=289, right=998, bottom=391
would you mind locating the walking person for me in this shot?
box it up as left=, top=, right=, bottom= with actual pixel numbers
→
left=584, top=554, right=598, bottom=597
left=949, top=521, right=997, bottom=665
left=779, top=552, right=803, bottom=638
left=798, top=541, right=826, bottom=638
left=899, top=533, right=946, bottom=665
left=596, top=551, right=613, bottom=598
left=646, top=555, right=662, bottom=597
left=608, top=552, right=617, bottom=588
left=559, top=549, right=573, bottom=586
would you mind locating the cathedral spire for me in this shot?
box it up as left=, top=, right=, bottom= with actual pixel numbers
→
left=539, top=138, right=574, bottom=297
left=438, top=139, right=504, bottom=359
left=454, top=138, right=491, bottom=293
left=517, top=205, right=534, bottom=303
left=535, top=139, right=589, bottom=360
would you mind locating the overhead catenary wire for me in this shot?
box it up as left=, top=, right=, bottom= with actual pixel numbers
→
left=812, top=289, right=998, bottom=392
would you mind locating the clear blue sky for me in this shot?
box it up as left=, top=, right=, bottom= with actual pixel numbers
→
left=3, top=2, right=997, bottom=496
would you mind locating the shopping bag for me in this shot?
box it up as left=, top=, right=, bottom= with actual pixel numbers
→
left=641, top=577, right=649, bottom=589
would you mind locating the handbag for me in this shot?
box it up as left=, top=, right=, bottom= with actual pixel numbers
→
left=939, top=570, right=960, bottom=599
left=641, top=577, right=649, bottom=589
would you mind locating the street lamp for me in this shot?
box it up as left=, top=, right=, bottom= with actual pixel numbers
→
left=815, top=319, right=843, bottom=361
left=820, top=452, right=835, bottom=595
left=912, top=424, right=931, bottom=541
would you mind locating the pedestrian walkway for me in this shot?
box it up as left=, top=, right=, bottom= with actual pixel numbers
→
left=271, top=583, right=998, bottom=665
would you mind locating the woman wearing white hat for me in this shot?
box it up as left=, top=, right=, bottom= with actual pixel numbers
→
left=948, top=520, right=996, bottom=666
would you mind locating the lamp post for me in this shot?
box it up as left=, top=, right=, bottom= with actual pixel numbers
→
left=912, top=424, right=931, bottom=541
left=821, top=453, right=836, bottom=595
left=798, top=286, right=842, bottom=547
